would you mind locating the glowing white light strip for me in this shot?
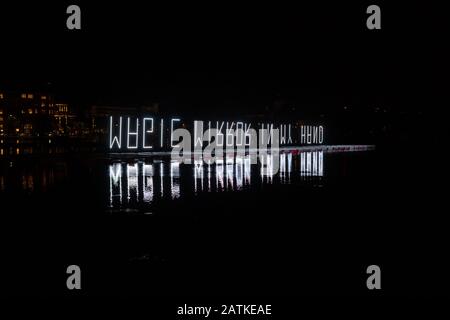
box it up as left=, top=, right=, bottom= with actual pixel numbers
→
left=194, top=121, right=204, bottom=148
left=236, top=122, right=244, bottom=146
left=216, top=121, right=224, bottom=147
left=235, top=156, right=243, bottom=189
left=160, top=119, right=164, bottom=147
left=288, top=124, right=293, bottom=144
left=306, top=151, right=312, bottom=175
left=280, top=153, right=286, bottom=181
left=127, top=117, right=139, bottom=149
left=226, top=122, right=235, bottom=147
left=160, top=162, right=164, bottom=197
left=170, top=118, right=181, bottom=147
left=142, top=118, right=154, bottom=149
left=318, top=151, right=323, bottom=176
left=319, top=126, right=324, bottom=144
left=143, top=164, right=154, bottom=203
left=216, top=159, right=224, bottom=190
left=109, top=116, right=122, bottom=149
left=194, top=159, right=203, bottom=193
left=244, top=156, right=251, bottom=185
left=109, top=163, right=122, bottom=205
left=245, top=123, right=252, bottom=146
left=287, top=152, right=292, bottom=182
left=127, top=163, right=139, bottom=200
left=170, top=161, right=180, bottom=199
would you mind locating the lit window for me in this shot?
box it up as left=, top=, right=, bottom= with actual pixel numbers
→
left=0, top=93, right=3, bottom=99
left=21, top=93, right=27, bottom=99
left=41, top=96, right=47, bottom=100
left=28, top=109, right=33, bottom=115
left=15, top=128, right=20, bottom=133
left=0, top=109, right=3, bottom=115
left=27, top=94, right=34, bottom=99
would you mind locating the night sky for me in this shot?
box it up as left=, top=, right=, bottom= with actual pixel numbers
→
left=0, top=2, right=447, bottom=115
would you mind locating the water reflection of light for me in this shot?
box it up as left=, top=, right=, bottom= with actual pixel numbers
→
left=159, top=162, right=164, bottom=198
left=300, top=151, right=323, bottom=178
left=194, top=159, right=203, bottom=193
left=287, top=152, right=292, bottom=182
left=226, top=156, right=234, bottom=190
left=235, top=156, right=243, bottom=189
left=235, top=155, right=251, bottom=190
left=170, top=160, right=180, bottom=199
left=261, top=154, right=274, bottom=183
left=127, top=163, right=139, bottom=202
left=207, top=162, right=212, bottom=192
left=280, top=153, right=292, bottom=184
left=22, top=174, right=34, bottom=192
left=107, top=151, right=325, bottom=210
left=0, top=163, right=66, bottom=194
left=143, top=164, right=154, bottom=203
left=216, top=158, right=224, bottom=191
left=109, top=163, right=122, bottom=206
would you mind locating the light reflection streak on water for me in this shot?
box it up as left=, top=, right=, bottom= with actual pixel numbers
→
left=0, top=163, right=64, bottom=194
left=107, top=151, right=324, bottom=208
left=109, top=163, right=122, bottom=206
left=216, top=158, right=224, bottom=191
left=194, top=159, right=203, bottom=192
left=127, top=163, right=139, bottom=202
left=226, top=156, right=234, bottom=190
left=143, top=164, right=153, bottom=203
left=0, top=175, right=4, bottom=192
left=159, top=162, right=164, bottom=198
left=300, top=150, right=323, bottom=178
left=170, top=160, right=180, bottom=199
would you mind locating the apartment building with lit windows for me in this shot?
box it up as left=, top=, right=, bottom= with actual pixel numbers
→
left=0, top=90, right=74, bottom=138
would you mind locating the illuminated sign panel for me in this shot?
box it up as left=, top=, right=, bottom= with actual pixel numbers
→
left=108, top=116, right=324, bottom=152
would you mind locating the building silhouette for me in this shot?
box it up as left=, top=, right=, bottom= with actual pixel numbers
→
left=0, top=89, right=74, bottom=138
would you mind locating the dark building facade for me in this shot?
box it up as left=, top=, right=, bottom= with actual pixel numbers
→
left=0, top=90, right=74, bottom=138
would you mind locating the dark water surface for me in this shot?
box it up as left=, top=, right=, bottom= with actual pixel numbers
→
left=0, top=149, right=447, bottom=296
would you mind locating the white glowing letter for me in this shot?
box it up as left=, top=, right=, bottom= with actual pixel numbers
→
left=109, top=116, right=122, bottom=149
left=194, top=120, right=204, bottom=149
left=142, top=117, right=154, bottom=149
left=170, top=118, right=181, bottom=147
left=127, top=117, right=139, bottom=149
left=236, top=122, right=244, bottom=146
left=226, top=122, right=235, bottom=147
left=216, top=121, right=224, bottom=147
left=319, top=126, right=324, bottom=144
